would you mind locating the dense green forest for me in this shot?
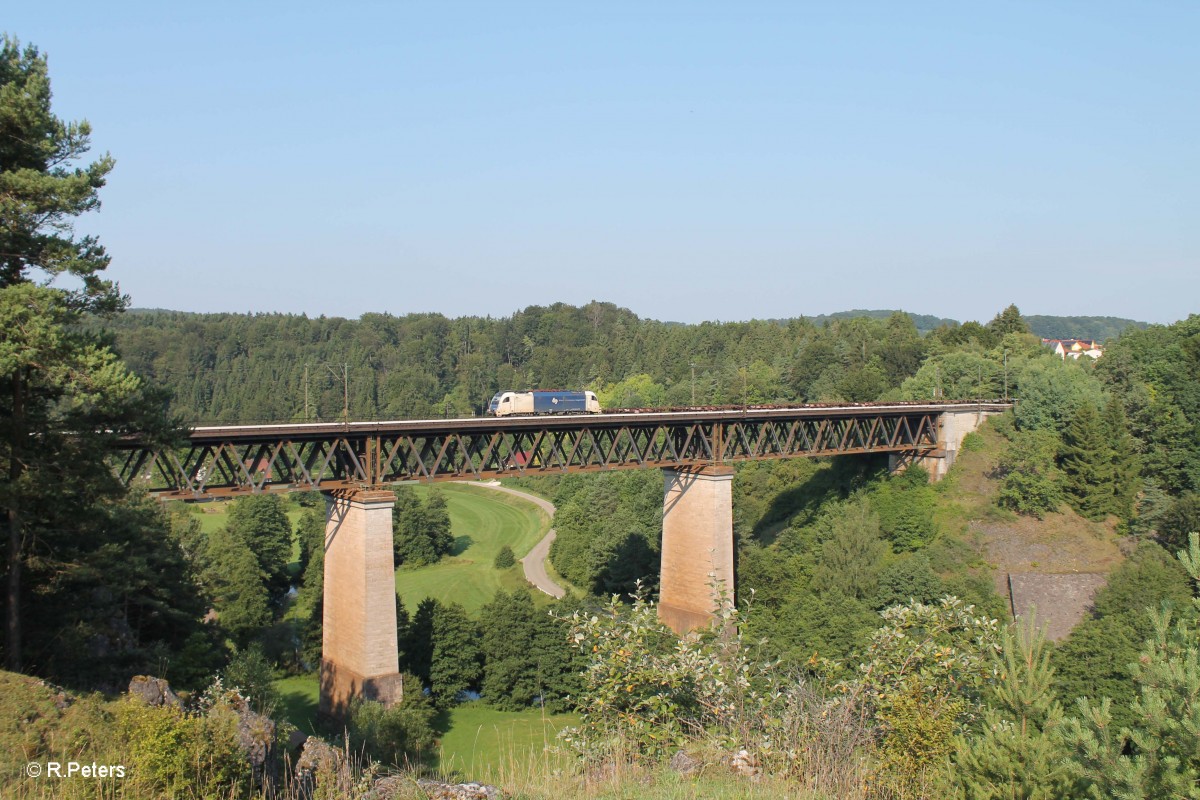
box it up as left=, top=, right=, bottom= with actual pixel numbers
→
left=1024, top=314, right=1147, bottom=341
left=96, top=304, right=1145, bottom=425
left=6, top=32, right=1200, bottom=800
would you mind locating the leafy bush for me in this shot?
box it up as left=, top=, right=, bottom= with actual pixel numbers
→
left=346, top=675, right=436, bottom=766
left=996, top=429, right=1063, bottom=518
left=116, top=682, right=252, bottom=797
left=1012, top=357, right=1107, bottom=434
left=493, top=544, right=515, bottom=569
left=869, top=468, right=937, bottom=550
left=222, top=642, right=280, bottom=714
left=561, top=588, right=777, bottom=763
left=843, top=597, right=1001, bottom=795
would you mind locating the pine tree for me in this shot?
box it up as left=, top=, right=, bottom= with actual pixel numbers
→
left=954, top=615, right=1071, bottom=799
left=1158, top=493, right=1200, bottom=553
left=1, top=36, right=169, bottom=672
left=392, top=488, right=431, bottom=565
left=424, top=491, right=454, bottom=556
left=480, top=590, right=537, bottom=709
left=1060, top=403, right=1115, bottom=520
left=988, top=304, right=1031, bottom=337
left=1138, top=400, right=1197, bottom=495
left=392, top=488, right=454, bottom=566
left=813, top=497, right=888, bottom=598
left=1103, top=400, right=1140, bottom=521
left=1062, top=607, right=1200, bottom=798
left=0, top=36, right=117, bottom=305
left=294, top=512, right=326, bottom=669
left=493, top=544, right=516, bottom=569
left=401, top=597, right=436, bottom=682
left=295, top=505, right=325, bottom=577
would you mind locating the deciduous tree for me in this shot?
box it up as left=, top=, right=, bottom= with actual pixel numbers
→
left=226, top=495, right=293, bottom=603
left=429, top=601, right=482, bottom=708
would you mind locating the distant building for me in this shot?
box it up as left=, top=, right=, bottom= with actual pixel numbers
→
left=1042, top=338, right=1103, bottom=360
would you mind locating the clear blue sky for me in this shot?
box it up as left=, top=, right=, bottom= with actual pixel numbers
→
left=8, top=2, right=1198, bottom=324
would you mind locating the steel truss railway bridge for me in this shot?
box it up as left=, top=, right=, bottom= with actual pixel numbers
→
left=114, top=401, right=1009, bottom=717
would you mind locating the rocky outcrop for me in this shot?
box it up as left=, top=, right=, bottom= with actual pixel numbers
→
left=125, top=676, right=276, bottom=787
left=668, top=750, right=703, bottom=776
left=369, top=777, right=501, bottom=799
left=127, top=675, right=182, bottom=708
left=729, top=749, right=761, bottom=780
left=233, top=698, right=276, bottom=785
left=294, top=736, right=345, bottom=798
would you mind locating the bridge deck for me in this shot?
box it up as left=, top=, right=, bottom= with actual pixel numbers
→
left=115, top=401, right=1010, bottom=500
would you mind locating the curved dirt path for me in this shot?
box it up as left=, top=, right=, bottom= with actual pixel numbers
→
left=467, top=482, right=565, bottom=599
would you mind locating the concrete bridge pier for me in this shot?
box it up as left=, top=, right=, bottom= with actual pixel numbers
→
left=658, top=465, right=735, bottom=634
left=319, top=489, right=404, bottom=720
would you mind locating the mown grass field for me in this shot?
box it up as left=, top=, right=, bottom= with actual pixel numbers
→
left=272, top=483, right=558, bottom=739
left=395, top=483, right=550, bottom=614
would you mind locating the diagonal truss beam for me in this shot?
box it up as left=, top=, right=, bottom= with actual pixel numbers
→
left=110, top=407, right=962, bottom=500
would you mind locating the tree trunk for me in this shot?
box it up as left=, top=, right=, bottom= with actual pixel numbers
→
left=5, top=504, right=19, bottom=672
left=5, top=368, right=23, bottom=672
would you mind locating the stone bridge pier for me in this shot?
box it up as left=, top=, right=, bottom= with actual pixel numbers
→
left=657, top=407, right=1003, bottom=634
left=658, top=465, right=735, bottom=634
left=319, top=489, right=404, bottom=720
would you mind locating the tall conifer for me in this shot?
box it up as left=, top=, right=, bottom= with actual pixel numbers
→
left=1102, top=400, right=1139, bottom=521
left=1060, top=403, right=1115, bottom=520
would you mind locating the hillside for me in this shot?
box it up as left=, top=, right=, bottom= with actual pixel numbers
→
left=935, top=420, right=1126, bottom=637
left=1024, top=314, right=1147, bottom=341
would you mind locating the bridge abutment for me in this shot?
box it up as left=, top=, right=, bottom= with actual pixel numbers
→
left=319, top=489, right=403, bottom=720
left=658, top=465, right=735, bottom=634
left=890, top=406, right=1004, bottom=481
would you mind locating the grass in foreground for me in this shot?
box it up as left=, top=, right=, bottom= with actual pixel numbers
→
left=433, top=701, right=578, bottom=778
left=275, top=674, right=320, bottom=735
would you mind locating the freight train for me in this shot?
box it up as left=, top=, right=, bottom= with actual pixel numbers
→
left=487, top=390, right=602, bottom=417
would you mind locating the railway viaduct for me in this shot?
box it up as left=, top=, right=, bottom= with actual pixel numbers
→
left=114, top=401, right=1008, bottom=717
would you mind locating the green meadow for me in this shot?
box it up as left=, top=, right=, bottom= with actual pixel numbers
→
left=272, top=671, right=576, bottom=778
left=433, top=701, right=578, bottom=778
left=394, top=482, right=551, bottom=614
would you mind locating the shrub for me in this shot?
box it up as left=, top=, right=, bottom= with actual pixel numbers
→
left=844, top=597, right=1001, bottom=795
left=996, top=429, right=1063, bottom=518
left=346, top=675, right=436, bottom=766
left=223, top=642, right=281, bottom=714
left=561, top=587, right=777, bottom=763
left=493, top=544, right=516, bottom=569
left=116, top=682, right=251, bottom=797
